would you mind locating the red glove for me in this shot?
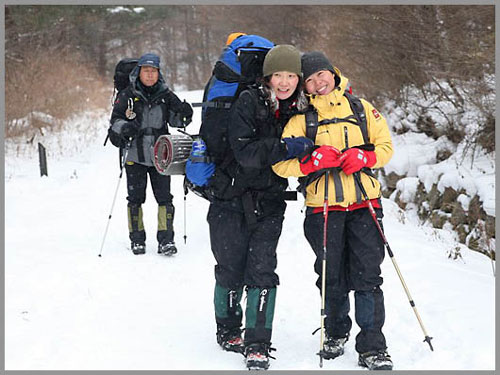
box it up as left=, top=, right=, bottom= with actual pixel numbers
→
left=339, top=148, right=377, bottom=175
left=300, top=145, right=341, bottom=175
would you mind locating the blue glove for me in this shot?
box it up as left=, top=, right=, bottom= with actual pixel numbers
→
left=185, top=139, right=215, bottom=187
left=283, top=137, right=315, bottom=159
left=186, top=160, right=215, bottom=186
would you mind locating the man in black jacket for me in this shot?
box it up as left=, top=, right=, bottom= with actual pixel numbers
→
left=109, top=53, right=193, bottom=255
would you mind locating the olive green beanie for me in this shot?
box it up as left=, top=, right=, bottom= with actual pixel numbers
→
left=263, top=44, right=301, bottom=77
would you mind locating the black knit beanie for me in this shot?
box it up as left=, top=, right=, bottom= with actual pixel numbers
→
left=301, top=51, right=335, bottom=81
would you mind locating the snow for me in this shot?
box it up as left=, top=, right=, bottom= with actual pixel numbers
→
left=107, top=6, right=145, bottom=15
left=410, top=141, right=495, bottom=217
left=383, top=78, right=495, bottom=217
left=384, top=133, right=455, bottom=177
left=107, top=6, right=132, bottom=14
left=5, top=90, right=495, bottom=371
left=390, top=177, right=419, bottom=203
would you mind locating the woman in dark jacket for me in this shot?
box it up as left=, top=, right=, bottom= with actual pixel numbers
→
left=204, top=45, right=313, bottom=370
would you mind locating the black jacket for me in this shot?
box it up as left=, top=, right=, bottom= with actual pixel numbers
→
left=109, top=67, right=192, bottom=166
left=207, top=85, right=301, bottom=206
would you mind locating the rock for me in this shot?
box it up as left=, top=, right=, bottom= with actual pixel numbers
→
left=450, top=202, right=467, bottom=226
left=441, top=187, right=459, bottom=213
left=485, top=215, right=495, bottom=239
left=384, top=171, right=403, bottom=190
left=431, top=211, right=447, bottom=229
left=455, top=224, right=469, bottom=243
left=467, top=195, right=483, bottom=225
left=427, top=184, right=442, bottom=211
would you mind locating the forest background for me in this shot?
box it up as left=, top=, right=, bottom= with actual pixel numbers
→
left=4, top=4, right=496, bottom=257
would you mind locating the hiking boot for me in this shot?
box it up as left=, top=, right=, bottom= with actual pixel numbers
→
left=245, top=343, right=275, bottom=370
left=158, top=242, right=177, bottom=256
left=358, top=350, right=393, bottom=370
left=321, top=335, right=347, bottom=360
left=131, top=242, right=146, bottom=255
left=216, top=327, right=244, bottom=353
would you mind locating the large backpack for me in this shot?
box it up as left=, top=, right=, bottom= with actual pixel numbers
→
left=111, top=58, right=139, bottom=106
left=192, top=34, right=274, bottom=164
left=105, top=58, right=138, bottom=148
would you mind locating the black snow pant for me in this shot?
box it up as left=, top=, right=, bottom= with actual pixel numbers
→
left=125, top=162, right=174, bottom=245
left=208, top=199, right=285, bottom=346
left=304, top=207, right=387, bottom=354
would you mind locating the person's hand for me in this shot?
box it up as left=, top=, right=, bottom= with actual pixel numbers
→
left=180, top=100, right=193, bottom=126
left=169, top=102, right=193, bottom=128
left=121, top=120, right=140, bottom=140
left=185, top=160, right=215, bottom=186
left=190, top=139, right=208, bottom=158
left=283, top=137, right=315, bottom=159
left=339, top=147, right=376, bottom=175
left=299, top=145, right=341, bottom=175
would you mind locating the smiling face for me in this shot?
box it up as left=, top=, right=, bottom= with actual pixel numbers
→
left=268, top=71, right=300, bottom=100
left=304, top=70, right=336, bottom=96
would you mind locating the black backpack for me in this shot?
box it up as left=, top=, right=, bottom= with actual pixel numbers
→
left=105, top=58, right=138, bottom=148
left=192, top=34, right=274, bottom=164
left=184, top=35, right=274, bottom=201
left=113, top=58, right=138, bottom=95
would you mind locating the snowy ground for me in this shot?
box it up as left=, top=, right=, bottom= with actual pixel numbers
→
left=5, top=90, right=495, bottom=371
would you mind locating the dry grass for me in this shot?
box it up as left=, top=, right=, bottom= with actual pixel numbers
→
left=5, top=49, right=110, bottom=139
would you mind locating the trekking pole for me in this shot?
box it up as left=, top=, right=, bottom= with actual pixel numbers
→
left=183, top=183, right=188, bottom=244
left=98, top=139, right=132, bottom=257
left=318, top=170, right=330, bottom=368
left=489, top=248, right=495, bottom=277
left=353, top=172, right=434, bottom=351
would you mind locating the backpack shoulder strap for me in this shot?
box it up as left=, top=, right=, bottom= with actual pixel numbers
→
left=344, top=91, right=369, bottom=144
left=304, top=105, right=319, bottom=142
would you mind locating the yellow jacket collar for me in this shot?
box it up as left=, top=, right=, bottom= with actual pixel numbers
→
left=308, top=67, right=349, bottom=118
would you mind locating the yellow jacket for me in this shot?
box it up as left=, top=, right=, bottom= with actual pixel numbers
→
left=272, top=68, right=393, bottom=208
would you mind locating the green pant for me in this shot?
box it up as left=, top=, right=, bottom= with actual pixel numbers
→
left=214, top=283, right=277, bottom=345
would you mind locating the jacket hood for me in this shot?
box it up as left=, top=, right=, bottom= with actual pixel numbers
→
left=129, top=65, right=168, bottom=97
left=308, top=66, right=350, bottom=118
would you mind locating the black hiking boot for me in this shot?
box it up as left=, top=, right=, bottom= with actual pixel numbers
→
left=245, top=343, right=275, bottom=370
left=131, top=242, right=146, bottom=255
left=321, top=335, right=348, bottom=360
left=158, top=242, right=177, bottom=256
left=216, top=327, right=244, bottom=353
left=358, top=350, right=393, bottom=370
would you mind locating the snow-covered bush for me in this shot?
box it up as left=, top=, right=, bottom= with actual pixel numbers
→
left=382, top=76, right=495, bottom=258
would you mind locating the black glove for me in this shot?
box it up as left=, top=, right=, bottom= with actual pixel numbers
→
left=180, top=100, right=193, bottom=126
left=121, top=120, right=140, bottom=140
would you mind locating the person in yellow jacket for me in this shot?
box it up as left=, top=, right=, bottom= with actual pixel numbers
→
left=272, top=51, right=394, bottom=370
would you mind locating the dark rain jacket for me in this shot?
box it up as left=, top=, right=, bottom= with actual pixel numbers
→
left=207, top=85, right=301, bottom=212
left=110, top=67, right=191, bottom=166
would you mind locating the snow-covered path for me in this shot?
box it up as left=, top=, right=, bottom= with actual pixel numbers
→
left=5, top=91, right=495, bottom=371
